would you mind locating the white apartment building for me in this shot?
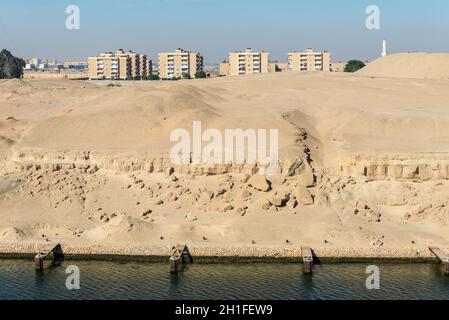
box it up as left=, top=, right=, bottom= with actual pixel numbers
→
left=288, top=49, right=331, bottom=72
left=224, top=48, right=269, bottom=76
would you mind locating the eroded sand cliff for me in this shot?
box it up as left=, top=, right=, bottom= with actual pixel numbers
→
left=1, top=55, right=449, bottom=256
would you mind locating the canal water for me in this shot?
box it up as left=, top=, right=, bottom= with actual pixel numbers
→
left=1, top=259, right=448, bottom=300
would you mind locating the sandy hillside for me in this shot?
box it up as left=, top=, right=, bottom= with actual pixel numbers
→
left=1, top=54, right=449, bottom=256
left=357, top=52, right=449, bottom=79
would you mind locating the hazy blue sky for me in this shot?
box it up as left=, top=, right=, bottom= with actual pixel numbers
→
left=1, top=0, right=448, bottom=64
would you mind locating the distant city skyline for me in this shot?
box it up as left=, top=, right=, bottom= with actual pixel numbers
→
left=1, top=0, right=449, bottom=64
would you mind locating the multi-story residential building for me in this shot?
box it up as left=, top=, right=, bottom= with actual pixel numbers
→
left=158, top=48, right=204, bottom=79
left=223, top=48, right=269, bottom=76
left=140, top=54, right=153, bottom=79
left=288, top=49, right=331, bottom=72
left=114, top=49, right=139, bottom=79
left=88, top=52, right=126, bottom=80
left=88, top=50, right=152, bottom=80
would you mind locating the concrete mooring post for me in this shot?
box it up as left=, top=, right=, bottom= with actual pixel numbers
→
left=169, top=245, right=193, bottom=273
left=35, top=254, right=45, bottom=271
left=301, top=247, right=314, bottom=275
left=443, top=259, right=449, bottom=275
left=170, top=257, right=179, bottom=273
left=34, top=243, right=65, bottom=271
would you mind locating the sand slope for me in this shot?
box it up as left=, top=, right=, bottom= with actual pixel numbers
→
left=357, top=52, right=449, bottom=79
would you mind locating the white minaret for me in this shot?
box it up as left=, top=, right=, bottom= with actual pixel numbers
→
left=381, top=39, right=387, bottom=57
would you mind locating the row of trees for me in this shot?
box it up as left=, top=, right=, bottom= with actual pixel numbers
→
left=126, top=74, right=161, bottom=81
left=161, top=70, right=208, bottom=81
left=125, top=70, right=207, bottom=81
left=0, top=49, right=25, bottom=79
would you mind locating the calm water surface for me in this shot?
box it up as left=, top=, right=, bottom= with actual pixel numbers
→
left=1, top=259, right=449, bottom=300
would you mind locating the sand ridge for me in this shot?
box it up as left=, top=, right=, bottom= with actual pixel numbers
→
left=357, top=52, right=449, bottom=79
